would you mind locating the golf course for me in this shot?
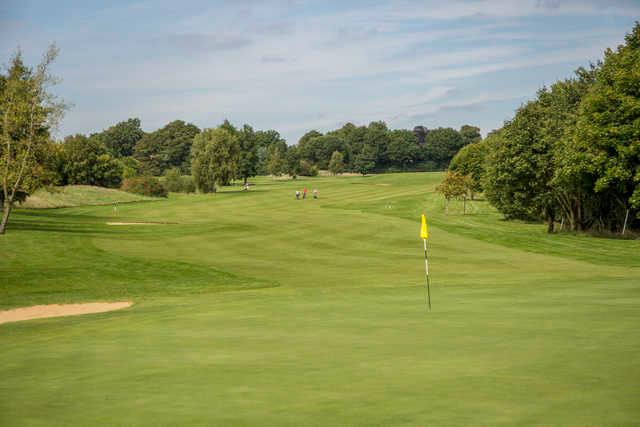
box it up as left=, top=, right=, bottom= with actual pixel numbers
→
left=1, top=172, right=638, bottom=426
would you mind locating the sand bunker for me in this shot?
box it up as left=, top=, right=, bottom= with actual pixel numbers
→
left=0, top=301, right=133, bottom=325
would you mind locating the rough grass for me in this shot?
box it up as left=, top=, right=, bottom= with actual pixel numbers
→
left=1, top=173, right=638, bottom=426
left=19, top=185, right=159, bottom=208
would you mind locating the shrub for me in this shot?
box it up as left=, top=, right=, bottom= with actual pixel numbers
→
left=164, top=168, right=196, bottom=193
left=121, top=176, right=168, bottom=198
left=299, top=160, right=318, bottom=176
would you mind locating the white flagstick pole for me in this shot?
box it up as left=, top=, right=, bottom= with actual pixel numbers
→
left=423, top=238, right=431, bottom=311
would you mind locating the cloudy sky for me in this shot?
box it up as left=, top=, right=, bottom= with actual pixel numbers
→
left=1, top=0, right=637, bottom=143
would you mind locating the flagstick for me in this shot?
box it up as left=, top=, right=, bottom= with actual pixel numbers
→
left=423, top=238, right=431, bottom=311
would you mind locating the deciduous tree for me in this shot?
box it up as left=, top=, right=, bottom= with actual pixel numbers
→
left=0, top=45, right=66, bottom=234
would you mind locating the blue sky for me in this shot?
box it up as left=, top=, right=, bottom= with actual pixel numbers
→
left=1, top=0, right=637, bottom=143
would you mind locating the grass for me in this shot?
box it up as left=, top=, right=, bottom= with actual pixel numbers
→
left=19, top=185, right=159, bottom=208
left=1, top=172, right=638, bottom=426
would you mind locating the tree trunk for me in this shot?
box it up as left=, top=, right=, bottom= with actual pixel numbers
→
left=0, top=200, right=12, bottom=235
left=445, top=198, right=449, bottom=214
left=243, top=177, right=247, bottom=185
left=463, top=197, right=467, bottom=214
left=546, top=216, right=554, bottom=233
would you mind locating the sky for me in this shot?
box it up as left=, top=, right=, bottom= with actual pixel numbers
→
left=1, top=0, right=638, bottom=144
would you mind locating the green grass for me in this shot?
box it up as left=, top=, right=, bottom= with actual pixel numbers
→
left=19, top=185, right=159, bottom=208
left=1, top=173, right=638, bottom=426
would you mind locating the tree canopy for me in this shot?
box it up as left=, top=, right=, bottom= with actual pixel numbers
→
left=0, top=45, right=65, bottom=234
left=469, top=22, right=640, bottom=233
left=134, top=120, right=200, bottom=175
left=92, top=118, right=145, bottom=158
left=191, top=127, right=240, bottom=192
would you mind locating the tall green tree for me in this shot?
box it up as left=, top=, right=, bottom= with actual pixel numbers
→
left=422, top=127, right=466, bottom=170
left=387, top=129, right=418, bottom=170
left=555, top=24, right=640, bottom=231
left=483, top=100, right=559, bottom=231
left=237, top=124, right=258, bottom=184
left=93, top=118, right=145, bottom=158
left=328, top=150, right=345, bottom=175
left=255, top=129, right=287, bottom=173
left=0, top=45, right=66, bottom=234
left=285, top=145, right=301, bottom=178
left=191, top=128, right=240, bottom=192
left=134, top=120, right=200, bottom=175
left=449, top=139, right=488, bottom=198
left=459, top=125, right=482, bottom=145
left=266, top=145, right=286, bottom=176
left=62, top=134, right=123, bottom=188
left=354, top=144, right=376, bottom=175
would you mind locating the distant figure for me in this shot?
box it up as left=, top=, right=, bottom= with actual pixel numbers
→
left=243, top=182, right=249, bottom=191
left=295, top=190, right=300, bottom=200
left=303, top=187, right=308, bottom=199
left=312, top=189, right=318, bottom=199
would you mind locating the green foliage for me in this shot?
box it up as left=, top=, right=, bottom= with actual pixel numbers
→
left=437, top=171, right=473, bottom=213
left=237, top=124, right=259, bottom=183
left=449, top=140, right=487, bottom=196
left=92, top=118, right=144, bottom=158
left=61, top=134, right=123, bottom=188
left=459, top=124, right=482, bottom=145
left=284, top=145, right=301, bottom=178
left=328, top=150, right=345, bottom=175
left=555, top=25, right=640, bottom=229
left=295, top=122, right=472, bottom=174
left=387, top=129, right=419, bottom=170
left=354, top=144, right=376, bottom=175
left=483, top=101, right=557, bottom=224
left=119, top=156, right=143, bottom=180
left=266, top=145, right=286, bottom=176
left=484, top=22, right=640, bottom=232
left=121, top=176, right=168, bottom=198
left=163, top=168, right=196, bottom=193
left=134, top=120, right=200, bottom=176
left=255, top=129, right=287, bottom=174
left=191, top=127, right=240, bottom=192
left=299, top=159, right=318, bottom=176
left=422, top=127, right=467, bottom=170
left=0, top=45, right=65, bottom=233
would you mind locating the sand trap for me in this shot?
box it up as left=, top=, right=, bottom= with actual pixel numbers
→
left=0, top=301, right=133, bottom=325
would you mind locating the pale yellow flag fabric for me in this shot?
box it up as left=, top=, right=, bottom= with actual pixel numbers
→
left=420, top=214, right=429, bottom=240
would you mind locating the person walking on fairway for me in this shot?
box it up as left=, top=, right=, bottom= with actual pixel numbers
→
left=303, top=187, right=308, bottom=199
left=295, top=190, right=300, bottom=200
left=313, top=189, right=318, bottom=199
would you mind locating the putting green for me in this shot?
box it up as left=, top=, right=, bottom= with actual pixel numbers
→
left=1, top=172, right=638, bottom=426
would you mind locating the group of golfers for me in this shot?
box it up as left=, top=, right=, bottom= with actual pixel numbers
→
left=295, top=187, right=318, bottom=200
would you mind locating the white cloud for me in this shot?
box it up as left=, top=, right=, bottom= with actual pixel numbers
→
left=6, top=0, right=633, bottom=143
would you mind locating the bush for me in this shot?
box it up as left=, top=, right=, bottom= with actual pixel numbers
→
left=299, top=160, right=318, bottom=176
left=121, top=176, right=168, bottom=198
left=164, top=168, right=196, bottom=193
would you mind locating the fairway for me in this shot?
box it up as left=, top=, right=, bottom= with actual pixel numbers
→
left=1, top=173, right=639, bottom=426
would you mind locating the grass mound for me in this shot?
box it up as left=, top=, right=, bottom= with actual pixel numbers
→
left=20, top=185, right=159, bottom=208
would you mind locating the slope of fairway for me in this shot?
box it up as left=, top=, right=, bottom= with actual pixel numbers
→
left=1, top=173, right=638, bottom=426
left=20, top=185, right=159, bottom=208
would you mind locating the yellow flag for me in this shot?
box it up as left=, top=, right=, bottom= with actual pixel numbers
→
left=420, top=214, right=429, bottom=240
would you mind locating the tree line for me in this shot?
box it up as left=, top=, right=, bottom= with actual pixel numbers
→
left=0, top=42, right=479, bottom=234
left=448, top=23, right=640, bottom=234
left=51, top=118, right=481, bottom=190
